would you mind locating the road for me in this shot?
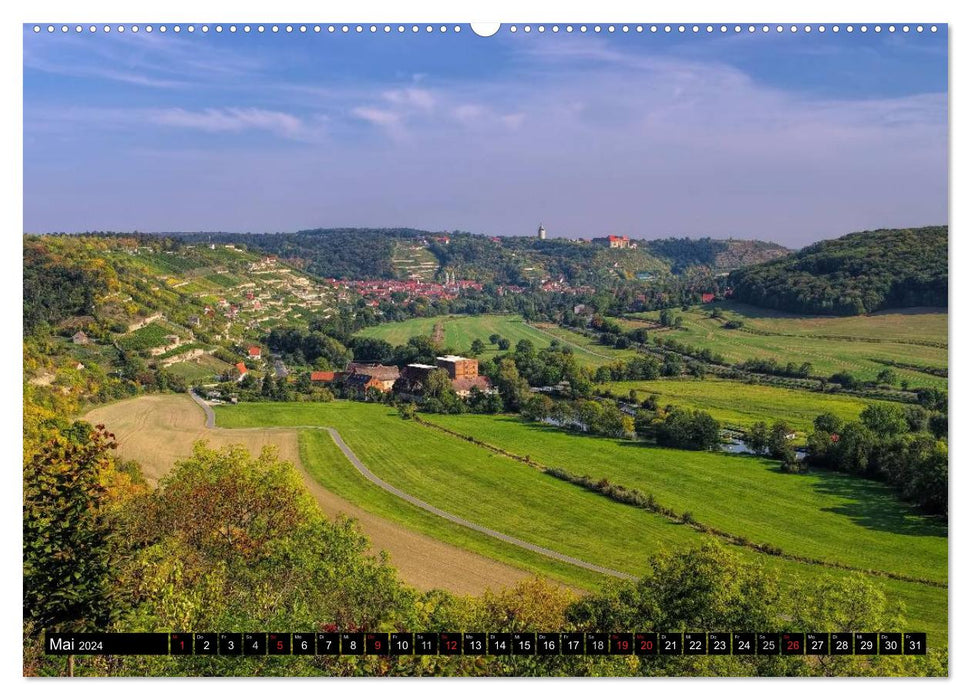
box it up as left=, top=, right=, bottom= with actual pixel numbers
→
left=190, top=391, right=635, bottom=581
left=189, top=390, right=216, bottom=427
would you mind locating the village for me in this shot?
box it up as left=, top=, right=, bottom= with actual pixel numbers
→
left=206, top=350, right=495, bottom=406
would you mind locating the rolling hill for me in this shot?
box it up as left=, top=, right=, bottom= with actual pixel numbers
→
left=727, top=226, right=947, bottom=316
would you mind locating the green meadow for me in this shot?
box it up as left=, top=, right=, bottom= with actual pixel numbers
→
left=424, top=413, right=946, bottom=584
left=622, top=304, right=947, bottom=389
left=213, top=401, right=946, bottom=642
left=600, top=377, right=887, bottom=433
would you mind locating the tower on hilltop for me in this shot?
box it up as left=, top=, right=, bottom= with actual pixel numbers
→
left=537, top=223, right=547, bottom=240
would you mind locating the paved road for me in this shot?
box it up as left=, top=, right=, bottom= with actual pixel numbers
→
left=189, top=390, right=216, bottom=428
left=323, top=427, right=636, bottom=580
left=190, top=390, right=634, bottom=581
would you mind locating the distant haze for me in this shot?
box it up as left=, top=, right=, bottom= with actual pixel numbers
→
left=23, top=26, right=947, bottom=247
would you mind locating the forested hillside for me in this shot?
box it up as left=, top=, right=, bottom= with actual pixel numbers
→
left=24, top=240, right=119, bottom=335
left=642, top=237, right=789, bottom=273
left=727, top=227, right=947, bottom=316
left=175, top=229, right=787, bottom=284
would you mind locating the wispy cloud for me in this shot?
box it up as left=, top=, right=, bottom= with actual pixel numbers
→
left=23, top=29, right=268, bottom=90
left=351, top=106, right=400, bottom=128
left=382, top=87, right=436, bottom=111
left=149, top=107, right=318, bottom=140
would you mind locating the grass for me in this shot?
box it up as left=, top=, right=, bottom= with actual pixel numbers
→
left=422, top=415, right=947, bottom=586
left=133, top=251, right=204, bottom=275
left=530, top=323, right=640, bottom=365
left=622, top=303, right=947, bottom=389
left=600, top=377, right=888, bottom=434
left=212, top=401, right=946, bottom=642
left=117, top=322, right=175, bottom=351
left=356, top=314, right=627, bottom=368
left=296, top=429, right=608, bottom=591
left=215, top=402, right=705, bottom=578
left=165, top=353, right=231, bottom=383
left=205, top=272, right=244, bottom=288
left=710, top=302, right=947, bottom=344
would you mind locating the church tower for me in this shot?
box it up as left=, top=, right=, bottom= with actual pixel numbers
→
left=537, top=223, right=547, bottom=240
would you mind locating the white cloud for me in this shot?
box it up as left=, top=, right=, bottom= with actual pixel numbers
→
left=382, top=87, right=436, bottom=111
left=351, top=106, right=401, bottom=128
left=149, top=107, right=314, bottom=140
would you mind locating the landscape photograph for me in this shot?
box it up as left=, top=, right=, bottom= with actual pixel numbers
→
left=22, top=22, right=948, bottom=678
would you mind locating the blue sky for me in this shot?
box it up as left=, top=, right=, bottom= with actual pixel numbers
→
left=23, top=25, right=947, bottom=246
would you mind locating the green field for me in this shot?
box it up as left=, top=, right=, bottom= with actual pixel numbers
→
left=131, top=251, right=205, bottom=275
left=424, top=413, right=946, bottom=584
left=205, top=272, right=244, bottom=287
left=166, top=353, right=232, bottom=383
left=530, top=323, right=640, bottom=365
left=725, top=303, right=946, bottom=341
left=622, top=303, right=947, bottom=389
left=212, top=401, right=946, bottom=641
left=357, top=314, right=631, bottom=368
left=601, top=377, right=888, bottom=434
left=117, top=322, right=175, bottom=351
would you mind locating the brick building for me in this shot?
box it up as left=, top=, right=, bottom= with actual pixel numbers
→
left=435, top=355, right=479, bottom=380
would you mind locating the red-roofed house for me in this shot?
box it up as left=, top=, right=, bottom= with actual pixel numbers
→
left=310, top=371, right=336, bottom=384
left=234, top=362, right=248, bottom=382
left=248, top=346, right=262, bottom=360
left=701, top=293, right=716, bottom=304
left=594, top=235, right=633, bottom=249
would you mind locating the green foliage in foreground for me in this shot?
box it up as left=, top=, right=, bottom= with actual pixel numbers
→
left=24, top=426, right=946, bottom=676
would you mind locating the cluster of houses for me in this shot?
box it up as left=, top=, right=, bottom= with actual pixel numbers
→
left=322, top=277, right=485, bottom=307
left=537, top=279, right=597, bottom=294
left=309, top=354, right=493, bottom=398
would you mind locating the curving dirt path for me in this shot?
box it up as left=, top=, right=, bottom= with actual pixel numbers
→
left=84, top=394, right=540, bottom=595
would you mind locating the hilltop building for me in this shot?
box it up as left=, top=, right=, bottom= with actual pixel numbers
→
left=538, top=223, right=547, bottom=240
left=592, top=235, right=635, bottom=249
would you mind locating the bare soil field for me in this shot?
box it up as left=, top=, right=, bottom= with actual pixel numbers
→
left=84, top=394, right=535, bottom=595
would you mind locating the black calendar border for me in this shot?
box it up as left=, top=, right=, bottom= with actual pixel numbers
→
left=43, top=631, right=927, bottom=656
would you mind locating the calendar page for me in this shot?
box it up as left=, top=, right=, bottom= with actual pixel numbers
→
left=21, top=14, right=948, bottom=682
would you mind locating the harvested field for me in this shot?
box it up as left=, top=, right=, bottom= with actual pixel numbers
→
left=83, top=394, right=535, bottom=595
